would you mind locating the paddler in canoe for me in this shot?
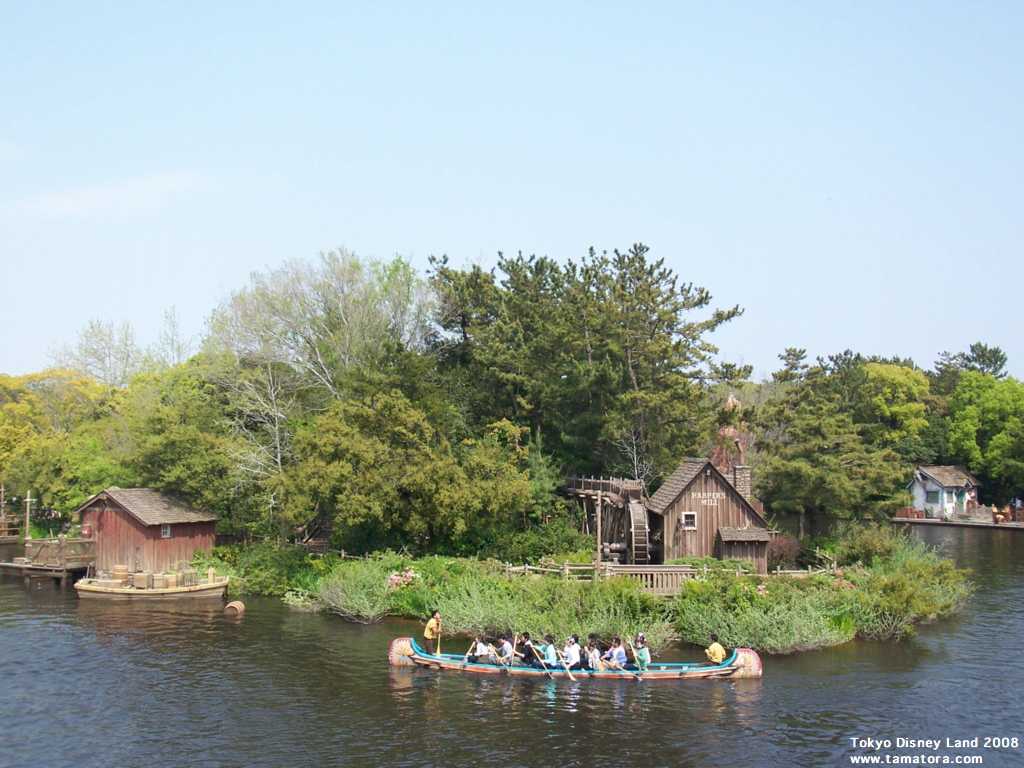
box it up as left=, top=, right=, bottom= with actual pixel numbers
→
left=423, top=610, right=442, bottom=655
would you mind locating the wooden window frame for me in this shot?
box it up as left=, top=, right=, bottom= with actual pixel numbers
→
left=160, top=524, right=172, bottom=539
left=681, top=512, right=697, bottom=530
left=925, top=490, right=939, bottom=504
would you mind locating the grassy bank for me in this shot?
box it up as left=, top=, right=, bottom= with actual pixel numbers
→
left=674, top=525, right=973, bottom=653
left=196, top=525, right=972, bottom=655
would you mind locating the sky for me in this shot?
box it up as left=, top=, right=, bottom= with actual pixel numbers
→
left=2, top=2, right=1022, bottom=379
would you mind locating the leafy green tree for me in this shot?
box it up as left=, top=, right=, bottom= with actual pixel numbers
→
left=931, top=341, right=1008, bottom=395
left=755, top=361, right=909, bottom=536
left=947, top=371, right=1024, bottom=504
left=430, top=244, right=742, bottom=480
left=857, top=363, right=930, bottom=456
left=284, top=391, right=536, bottom=554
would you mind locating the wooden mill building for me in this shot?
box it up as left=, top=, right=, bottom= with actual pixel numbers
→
left=75, top=488, right=217, bottom=574
left=567, top=458, right=772, bottom=574
left=647, top=458, right=771, bottom=573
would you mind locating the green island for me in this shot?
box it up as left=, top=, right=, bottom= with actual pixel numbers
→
left=194, top=523, right=971, bottom=655
left=2, top=246, right=1014, bottom=654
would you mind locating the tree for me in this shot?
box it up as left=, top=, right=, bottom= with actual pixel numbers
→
left=947, top=371, right=1024, bottom=504
left=53, top=319, right=142, bottom=388
left=755, top=361, right=909, bottom=536
left=931, top=341, right=1008, bottom=395
left=857, top=362, right=930, bottom=456
left=430, top=243, right=742, bottom=479
left=283, top=391, right=534, bottom=553
left=208, top=251, right=435, bottom=400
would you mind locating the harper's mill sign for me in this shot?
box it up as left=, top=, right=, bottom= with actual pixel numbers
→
left=691, top=491, right=725, bottom=506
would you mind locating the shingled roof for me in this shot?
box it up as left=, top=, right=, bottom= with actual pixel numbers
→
left=917, top=466, right=978, bottom=488
left=76, top=488, right=217, bottom=526
left=647, top=458, right=708, bottom=515
left=718, top=527, right=772, bottom=542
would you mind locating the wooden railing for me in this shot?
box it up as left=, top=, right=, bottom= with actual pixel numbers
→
left=0, top=520, right=20, bottom=538
left=504, top=561, right=702, bottom=596
left=598, top=564, right=701, bottom=596
left=564, top=476, right=644, bottom=498
left=24, top=537, right=95, bottom=569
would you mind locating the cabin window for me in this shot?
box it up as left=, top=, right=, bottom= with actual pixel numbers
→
left=160, top=524, right=171, bottom=539
left=925, top=491, right=939, bottom=504
left=682, top=512, right=697, bottom=530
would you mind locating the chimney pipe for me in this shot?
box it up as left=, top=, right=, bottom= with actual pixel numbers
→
left=733, top=465, right=752, bottom=501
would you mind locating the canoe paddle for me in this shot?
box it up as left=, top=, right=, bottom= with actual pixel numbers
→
left=556, top=648, right=578, bottom=682
left=530, top=643, right=554, bottom=679
left=624, top=637, right=645, bottom=682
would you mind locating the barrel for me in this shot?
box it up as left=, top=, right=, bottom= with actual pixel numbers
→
left=224, top=601, right=245, bottom=617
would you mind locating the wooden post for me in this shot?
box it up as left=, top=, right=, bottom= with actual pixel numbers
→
left=24, top=490, right=33, bottom=540
left=595, top=491, right=603, bottom=571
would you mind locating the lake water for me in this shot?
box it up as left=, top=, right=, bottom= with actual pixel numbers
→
left=1, top=526, right=1021, bottom=768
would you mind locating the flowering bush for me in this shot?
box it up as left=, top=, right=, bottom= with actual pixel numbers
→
left=387, top=568, right=417, bottom=590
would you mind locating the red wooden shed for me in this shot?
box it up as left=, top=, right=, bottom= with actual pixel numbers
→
left=75, top=488, right=217, bottom=574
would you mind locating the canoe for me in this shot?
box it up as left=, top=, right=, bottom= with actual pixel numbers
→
left=74, top=577, right=229, bottom=601
left=388, top=637, right=762, bottom=680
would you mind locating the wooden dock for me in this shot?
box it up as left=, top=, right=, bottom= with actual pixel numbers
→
left=893, top=516, right=1024, bottom=532
left=0, top=536, right=95, bottom=588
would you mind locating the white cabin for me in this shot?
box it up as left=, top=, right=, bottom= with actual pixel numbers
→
left=908, top=465, right=979, bottom=520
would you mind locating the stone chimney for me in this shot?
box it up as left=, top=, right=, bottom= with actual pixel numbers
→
left=732, top=465, right=752, bottom=501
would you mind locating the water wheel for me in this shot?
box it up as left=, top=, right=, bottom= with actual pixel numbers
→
left=628, top=501, right=651, bottom=564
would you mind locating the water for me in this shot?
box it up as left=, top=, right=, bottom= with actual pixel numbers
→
left=1, top=527, right=1021, bottom=768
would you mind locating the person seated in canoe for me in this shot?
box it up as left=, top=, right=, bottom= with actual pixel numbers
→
left=423, top=610, right=442, bottom=655
left=495, top=634, right=516, bottom=665
left=519, top=632, right=538, bottom=666
left=631, top=633, right=651, bottom=672
left=602, top=637, right=628, bottom=670
left=584, top=637, right=603, bottom=671
left=561, top=635, right=582, bottom=670
left=705, top=633, right=727, bottom=665
left=541, top=634, right=559, bottom=668
left=467, top=635, right=494, bottom=663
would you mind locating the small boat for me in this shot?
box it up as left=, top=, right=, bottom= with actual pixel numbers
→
left=388, top=637, right=762, bottom=680
left=74, top=576, right=229, bottom=601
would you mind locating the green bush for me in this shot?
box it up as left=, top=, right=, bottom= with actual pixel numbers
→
left=482, top=519, right=594, bottom=564
left=675, top=574, right=855, bottom=654
left=194, top=543, right=324, bottom=597
left=832, top=523, right=902, bottom=566
left=317, top=559, right=393, bottom=623
left=674, top=525, right=973, bottom=652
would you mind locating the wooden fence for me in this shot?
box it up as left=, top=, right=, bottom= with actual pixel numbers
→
left=504, top=560, right=836, bottom=596
left=23, top=537, right=95, bottom=569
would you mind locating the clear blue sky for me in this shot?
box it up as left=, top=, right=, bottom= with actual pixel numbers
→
left=3, top=2, right=1022, bottom=378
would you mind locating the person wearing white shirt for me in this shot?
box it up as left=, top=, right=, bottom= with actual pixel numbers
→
left=562, top=635, right=582, bottom=670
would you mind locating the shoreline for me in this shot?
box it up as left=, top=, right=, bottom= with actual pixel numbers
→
left=893, top=517, right=1024, bottom=532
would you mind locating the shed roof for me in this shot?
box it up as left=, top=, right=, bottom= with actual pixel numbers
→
left=76, top=488, right=217, bottom=526
left=917, top=465, right=978, bottom=488
left=717, top=527, right=772, bottom=543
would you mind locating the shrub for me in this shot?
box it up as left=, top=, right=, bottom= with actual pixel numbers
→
left=482, top=519, right=594, bottom=564
left=674, top=574, right=855, bottom=654
left=832, top=523, right=902, bottom=567
left=767, top=535, right=801, bottom=570
left=194, top=543, right=329, bottom=597
left=317, top=559, right=393, bottom=623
